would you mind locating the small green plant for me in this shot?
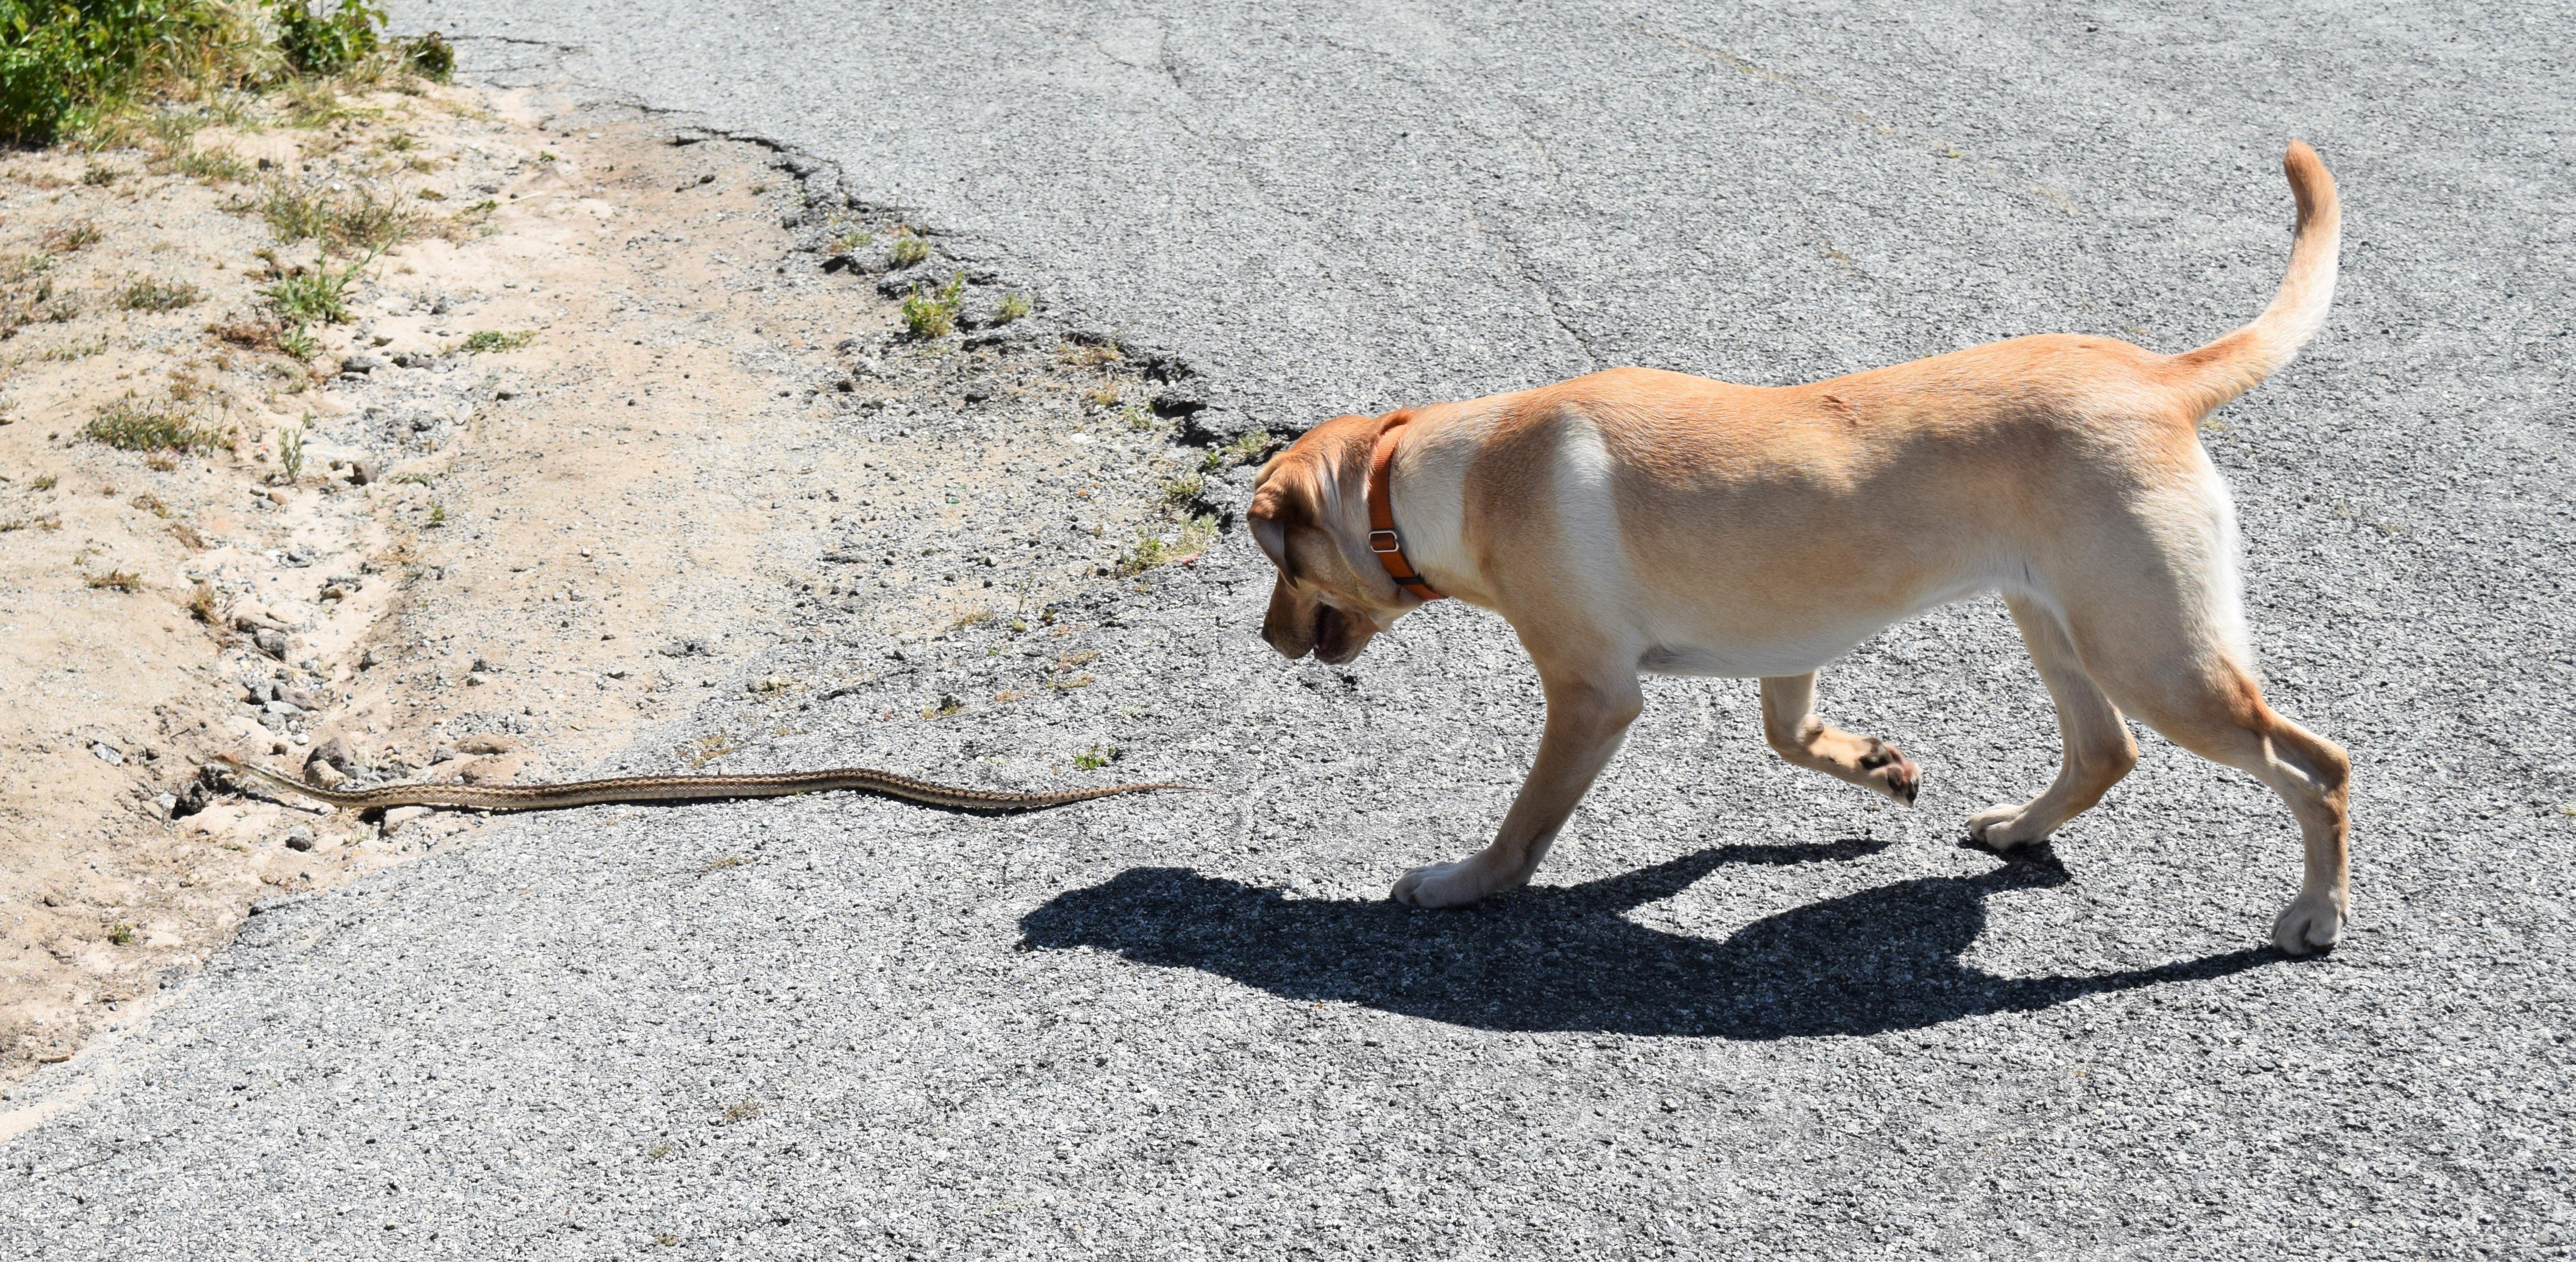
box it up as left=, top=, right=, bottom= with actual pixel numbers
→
left=402, top=31, right=454, bottom=81
left=459, top=329, right=532, bottom=353
left=31, top=474, right=58, bottom=491
left=277, top=323, right=319, bottom=359
left=1201, top=429, right=1277, bottom=472
left=386, top=470, right=433, bottom=486
left=889, top=231, right=928, bottom=267
left=831, top=227, right=874, bottom=252
left=325, top=184, right=417, bottom=251
left=1116, top=514, right=1218, bottom=576
left=85, top=401, right=225, bottom=452
left=995, top=293, right=1030, bottom=324
left=1159, top=472, right=1205, bottom=511
left=118, top=277, right=205, bottom=312
left=42, top=221, right=101, bottom=253
left=274, top=0, right=386, bottom=76
left=107, top=923, right=135, bottom=945
left=88, top=571, right=142, bottom=593
left=1074, top=745, right=1112, bottom=771
left=276, top=424, right=306, bottom=482
left=81, top=164, right=118, bottom=185
left=426, top=501, right=447, bottom=525
left=264, top=250, right=377, bottom=325
left=901, top=270, right=965, bottom=340
left=156, top=144, right=249, bottom=183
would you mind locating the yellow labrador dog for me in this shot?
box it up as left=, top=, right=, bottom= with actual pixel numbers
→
left=1251, top=142, right=2349, bottom=956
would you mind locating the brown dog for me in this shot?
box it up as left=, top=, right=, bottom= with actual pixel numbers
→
left=1251, top=142, right=2350, bottom=955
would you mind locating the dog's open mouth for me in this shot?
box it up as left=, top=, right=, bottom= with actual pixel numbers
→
left=1312, top=604, right=1362, bottom=664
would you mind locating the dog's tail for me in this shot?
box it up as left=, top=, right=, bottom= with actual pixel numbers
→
left=2163, top=140, right=2340, bottom=418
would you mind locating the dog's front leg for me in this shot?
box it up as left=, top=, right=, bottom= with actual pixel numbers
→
left=1392, top=671, right=1644, bottom=908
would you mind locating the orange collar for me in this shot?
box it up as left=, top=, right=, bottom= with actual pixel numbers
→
left=1365, top=414, right=1444, bottom=602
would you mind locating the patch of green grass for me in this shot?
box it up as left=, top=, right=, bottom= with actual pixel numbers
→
left=1117, top=514, right=1217, bottom=576
left=1159, top=472, right=1205, bottom=511
left=426, top=501, right=447, bottom=526
left=84, top=400, right=226, bottom=452
left=275, top=0, right=385, bottom=77
left=1074, top=745, right=1112, bottom=771
left=31, top=474, right=58, bottom=491
left=253, top=181, right=415, bottom=250
left=385, top=470, right=433, bottom=486
left=107, top=923, right=136, bottom=944
left=458, top=329, right=532, bottom=353
left=118, top=277, right=205, bottom=312
left=831, top=226, right=873, bottom=252
left=263, top=250, right=376, bottom=325
left=995, top=293, right=1030, bottom=324
left=81, top=164, right=117, bottom=185
left=901, top=270, right=965, bottom=340
left=0, top=0, right=265, bottom=146
left=1201, top=429, right=1277, bottom=472
left=277, top=322, right=318, bottom=359
left=155, top=143, right=252, bottom=182
left=401, top=31, right=453, bottom=82
left=888, top=231, right=927, bottom=268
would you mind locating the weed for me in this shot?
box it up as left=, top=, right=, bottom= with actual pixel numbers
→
left=947, top=608, right=996, bottom=633
left=276, top=0, right=386, bottom=77
left=42, top=221, right=101, bottom=253
left=119, top=277, right=205, bottom=312
left=1074, top=745, right=1112, bottom=771
left=831, top=227, right=873, bottom=252
left=1159, top=472, right=1205, bottom=511
left=888, top=231, right=927, bottom=268
left=412, top=183, right=441, bottom=197
left=156, top=143, right=250, bottom=182
left=85, top=400, right=225, bottom=452
left=721, top=1098, right=763, bottom=1124
left=1084, top=381, right=1123, bottom=408
left=1122, top=405, right=1158, bottom=431
left=32, top=474, right=58, bottom=491
left=379, top=129, right=414, bottom=151
left=458, top=329, right=532, bottom=353
left=386, top=470, right=433, bottom=485
left=699, top=855, right=744, bottom=873
left=144, top=452, right=178, bottom=471
left=89, top=570, right=142, bottom=593
left=1058, top=339, right=1121, bottom=367
left=901, top=270, right=965, bottom=340
left=996, top=293, right=1030, bottom=324
left=426, top=501, right=447, bottom=525
left=210, top=314, right=281, bottom=351
left=1117, top=514, right=1218, bottom=576
left=263, top=249, right=378, bottom=325
left=1202, top=429, right=1276, bottom=472
left=168, top=520, right=203, bottom=548
left=277, top=323, right=318, bottom=359
left=187, top=581, right=218, bottom=621
left=107, top=923, right=135, bottom=945
left=402, top=30, right=454, bottom=81
left=0, top=0, right=270, bottom=145
left=39, top=335, right=109, bottom=362
left=81, top=165, right=118, bottom=186
left=276, top=423, right=305, bottom=482
left=130, top=493, right=171, bottom=517
left=326, top=184, right=417, bottom=251
left=256, top=181, right=333, bottom=240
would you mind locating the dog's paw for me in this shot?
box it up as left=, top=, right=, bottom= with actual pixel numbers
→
left=1964, top=802, right=2053, bottom=850
left=1857, top=738, right=1921, bottom=805
left=2271, top=891, right=2345, bottom=957
left=1391, top=858, right=1503, bottom=908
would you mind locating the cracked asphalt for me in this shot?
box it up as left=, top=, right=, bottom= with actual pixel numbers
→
left=7, top=2, right=2572, bottom=1257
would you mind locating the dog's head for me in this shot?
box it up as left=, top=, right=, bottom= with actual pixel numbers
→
left=1249, top=412, right=1427, bottom=664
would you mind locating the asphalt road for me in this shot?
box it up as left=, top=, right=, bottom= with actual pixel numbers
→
left=8, top=2, right=2573, bottom=1257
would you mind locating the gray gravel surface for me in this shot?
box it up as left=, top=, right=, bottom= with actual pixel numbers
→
left=8, top=2, right=2574, bottom=1257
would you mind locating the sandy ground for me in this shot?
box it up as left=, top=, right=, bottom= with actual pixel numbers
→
left=0, top=79, right=1217, bottom=1080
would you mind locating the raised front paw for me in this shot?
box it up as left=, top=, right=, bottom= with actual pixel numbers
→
left=1857, top=738, right=1921, bottom=805
left=2271, top=890, right=2345, bottom=957
left=1391, top=857, right=1513, bottom=908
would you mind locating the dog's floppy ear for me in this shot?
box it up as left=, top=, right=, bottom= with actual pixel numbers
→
left=1247, top=462, right=1308, bottom=579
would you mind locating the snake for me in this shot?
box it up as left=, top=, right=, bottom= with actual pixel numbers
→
left=213, top=752, right=1203, bottom=814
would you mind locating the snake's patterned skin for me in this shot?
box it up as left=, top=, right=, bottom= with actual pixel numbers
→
left=214, top=753, right=1201, bottom=813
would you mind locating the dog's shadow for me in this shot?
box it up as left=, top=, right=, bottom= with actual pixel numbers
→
left=1017, top=841, right=2274, bottom=1038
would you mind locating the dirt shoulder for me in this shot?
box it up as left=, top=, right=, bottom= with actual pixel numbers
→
left=0, top=77, right=1250, bottom=1080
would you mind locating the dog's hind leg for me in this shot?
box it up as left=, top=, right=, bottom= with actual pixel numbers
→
left=1964, top=594, right=2141, bottom=849
left=1759, top=672, right=1922, bottom=805
left=2055, top=583, right=2352, bottom=956
left=1392, top=669, right=1644, bottom=908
